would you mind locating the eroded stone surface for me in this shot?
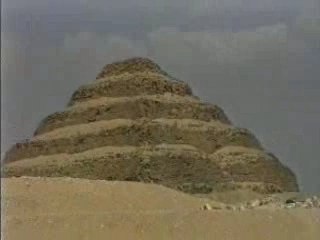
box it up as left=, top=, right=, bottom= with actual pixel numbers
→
left=3, top=58, right=299, bottom=195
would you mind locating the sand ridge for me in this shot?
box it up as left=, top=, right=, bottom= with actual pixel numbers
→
left=2, top=177, right=320, bottom=240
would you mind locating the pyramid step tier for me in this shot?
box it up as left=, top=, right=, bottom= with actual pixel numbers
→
left=3, top=145, right=298, bottom=193
left=36, top=94, right=231, bottom=135
left=68, top=72, right=192, bottom=106
left=96, top=57, right=169, bottom=79
left=4, top=119, right=262, bottom=163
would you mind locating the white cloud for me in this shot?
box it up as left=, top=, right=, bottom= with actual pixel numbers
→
left=147, top=24, right=289, bottom=68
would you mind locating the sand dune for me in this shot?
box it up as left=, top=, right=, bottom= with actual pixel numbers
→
left=2, top=177, right=319, bottom=240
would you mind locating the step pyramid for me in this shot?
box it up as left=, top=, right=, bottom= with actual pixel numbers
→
left=3, top=57, right=299, bottom=194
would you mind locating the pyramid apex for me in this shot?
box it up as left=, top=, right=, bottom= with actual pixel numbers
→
left=96, top=57, right=166, bottom=79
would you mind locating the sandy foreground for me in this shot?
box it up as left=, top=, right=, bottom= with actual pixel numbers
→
left=2, top=177, right=320, bottom=240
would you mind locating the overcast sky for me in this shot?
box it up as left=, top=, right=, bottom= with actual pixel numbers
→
left=2, top=0, right=320, bottom=192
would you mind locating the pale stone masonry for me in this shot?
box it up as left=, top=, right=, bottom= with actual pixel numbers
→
left=3, top=57, right=299, bottom=194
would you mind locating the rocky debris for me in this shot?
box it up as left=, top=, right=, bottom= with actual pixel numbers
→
left=200, top=202, right=227, bottom=211
left=255, top=195, right=320, bottom=209
left=201, top=203, right=213, bottom=210
left=281, top=196, right=320, bottom=209
left=201, top=195, right=320, bottom=211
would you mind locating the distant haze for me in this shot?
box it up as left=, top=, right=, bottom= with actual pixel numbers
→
left=2, top=0, right=320, bottom=192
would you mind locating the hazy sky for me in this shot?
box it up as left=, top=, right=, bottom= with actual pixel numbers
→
left=2, top=0, right=320, bottom=192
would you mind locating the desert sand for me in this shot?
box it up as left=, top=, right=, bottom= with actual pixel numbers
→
left=2, top=177, right=319, bottom=240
